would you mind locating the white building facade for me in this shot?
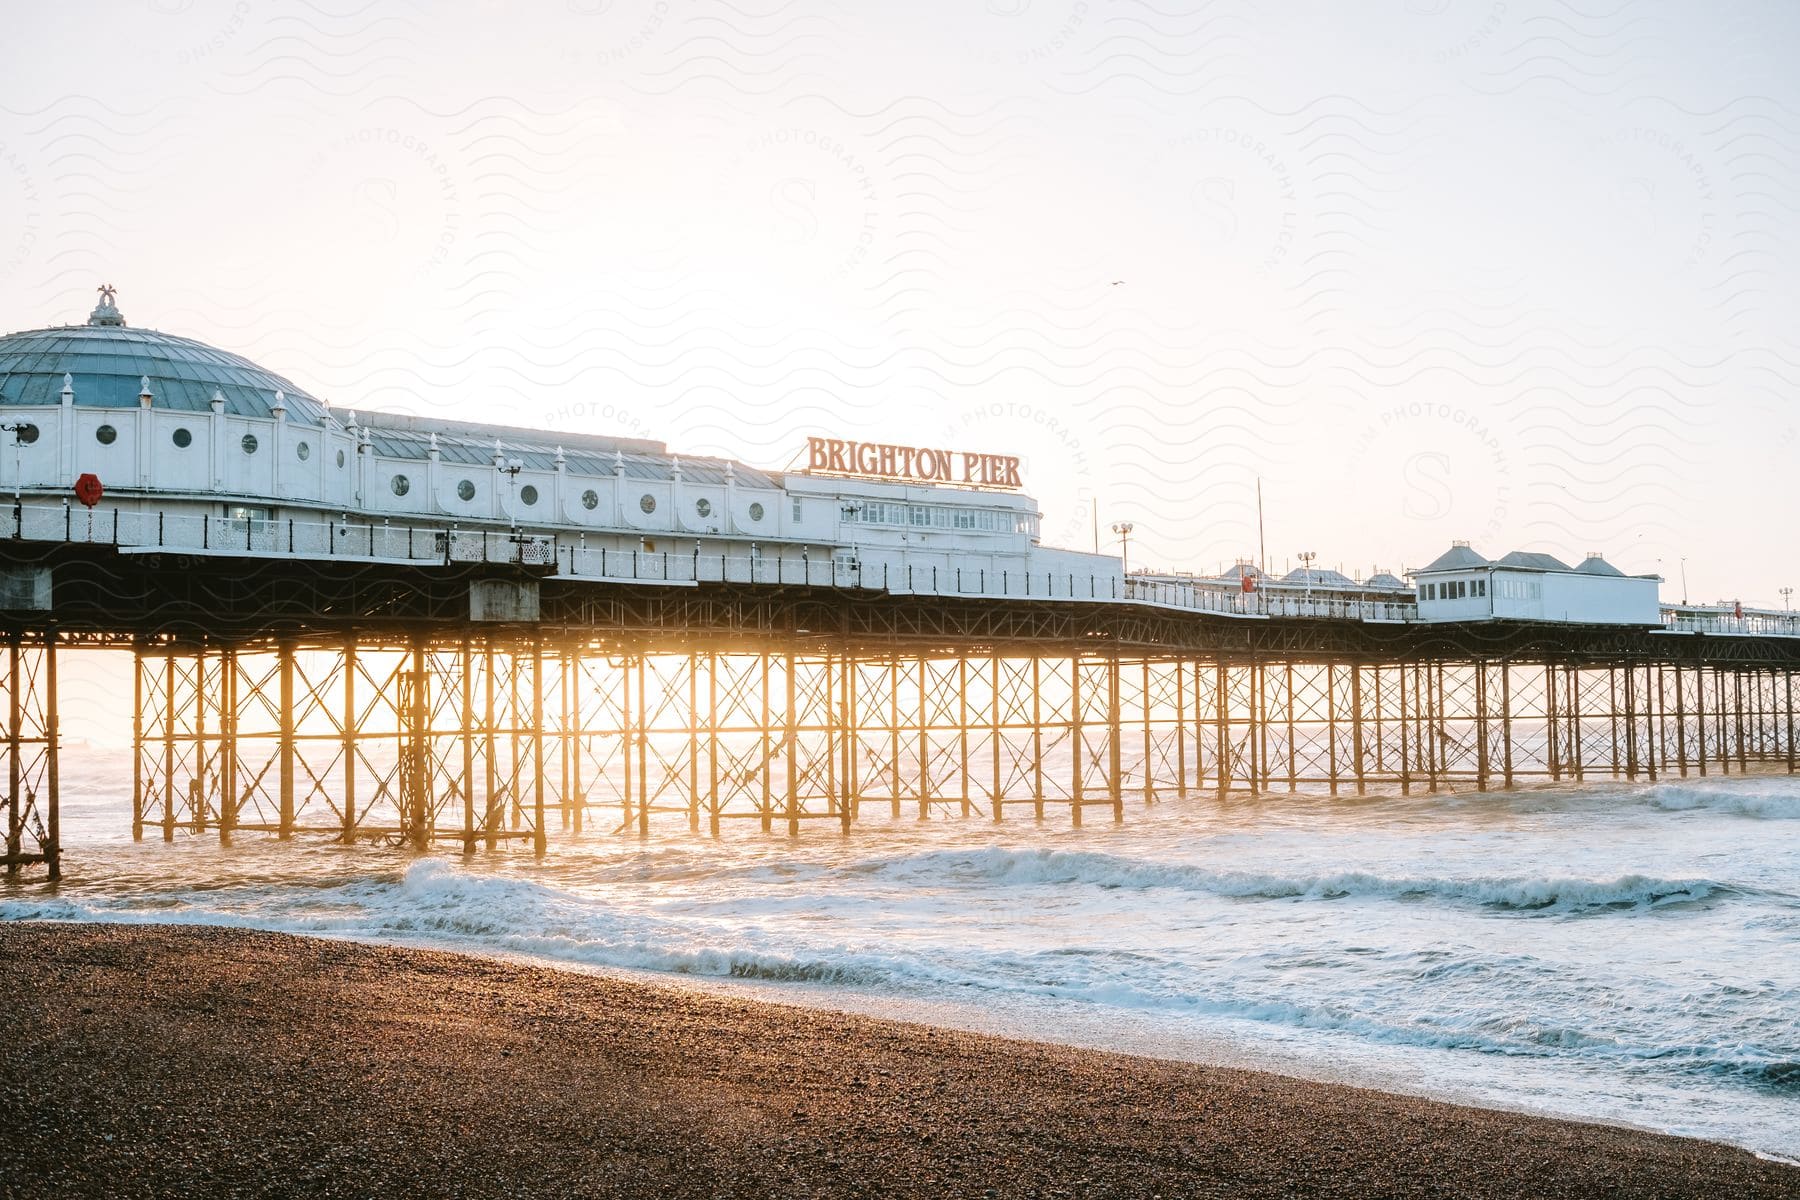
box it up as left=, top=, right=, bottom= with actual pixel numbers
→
left=0, top=293, right=1120, bottom=598
left=1410, top=543, right=1661, bottom=626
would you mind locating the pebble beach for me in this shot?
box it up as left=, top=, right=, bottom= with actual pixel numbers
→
left=2, top=922, right=1794, bottom=1199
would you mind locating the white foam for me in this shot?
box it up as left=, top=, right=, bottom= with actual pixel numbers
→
left=845, top=846, right=1736, bottom=912
left=1648, top=779, right=1800, bottom=820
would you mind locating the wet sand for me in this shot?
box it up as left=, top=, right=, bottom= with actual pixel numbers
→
left=0, top=922, right=1793, bottom=1199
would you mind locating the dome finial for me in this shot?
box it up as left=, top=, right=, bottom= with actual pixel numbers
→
left=89, top=283, right=126, bottom=327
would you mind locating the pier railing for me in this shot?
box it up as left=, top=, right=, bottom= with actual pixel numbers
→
left=1662, top=605, right=1800, bottom=639
left=9, top=500, right=1427, bottom=621
left=13, top=499, right=1799, bottom=635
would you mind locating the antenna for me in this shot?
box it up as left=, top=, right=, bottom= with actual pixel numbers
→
left=1256, top=477, right=1268, bottom=573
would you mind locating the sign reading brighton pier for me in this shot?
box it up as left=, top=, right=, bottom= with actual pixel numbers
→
left=805, top=437, right=1022, bottom=489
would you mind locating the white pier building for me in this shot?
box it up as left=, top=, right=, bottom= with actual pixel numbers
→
left=0, top=289, right=1795, bottom=638
left=0, top=290, right=1116, bottom=602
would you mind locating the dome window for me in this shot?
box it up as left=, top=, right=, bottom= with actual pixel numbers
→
left=391, top=474, right=410, bottom=497
left=696, top=498, right=712, bottom=517
left=296, top=441, right=311, bottom=461
left=241, top=433, right=258, bottom=455
left=580, top=489, right=599, bottom=510
left=639, top=494, right=657, bottom=514
left=457, top=479, right=475, bottom=501
left=748, top=502, right=765, bottom=522
left=95, top=424, right=117, bottom=445
left=520, top=485, right=539, bottom=506
left=172, top=428, right=192, bottom=448
left=12, top=424, right=38, bottom=446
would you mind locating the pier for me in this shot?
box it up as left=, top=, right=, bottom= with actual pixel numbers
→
left=2, top=533, right=1796, bottom=878
left=2, top=294, right=1798, bottom=878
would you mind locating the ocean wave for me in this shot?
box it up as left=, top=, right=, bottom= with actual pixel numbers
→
left=0, top=863, right=921, bottom=991
left=846, top=847, right=1737, bottom=914
left=1648, top=781, right=1800, bottom=821
left=10, top=859, right=1797, bottom=1130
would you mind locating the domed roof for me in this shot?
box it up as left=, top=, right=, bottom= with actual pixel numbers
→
left=0, top=289, right=330, bottom=425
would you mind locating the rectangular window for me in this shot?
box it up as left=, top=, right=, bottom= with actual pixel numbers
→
left=791, top=498, right=803, bottom=522
left=909, top=505, right=931, bottom=527
left=1476, top=579, right=1486, bottom=597
left=1424, top=583, right=1435, bottom=600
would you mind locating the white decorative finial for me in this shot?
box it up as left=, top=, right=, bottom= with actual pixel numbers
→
left=614, top=450, right=626, bottom=475
left=61, top=373, right=74, bottom=402
left=553, top=445, right=566, bottom=470
left=493, top=438, right=505, bottom=468
left=88, top=284, right=126, bottom=327
left=209, top=389, right=225, bottom=413
left=671, top=455, right=682, bottom=479
left=271, top=389, right=286, bottom=421
left=345, top=409, right=358, bottom=428
left=724, top=460, right=735, bottom=481
left=427, top=432, right=440, bottom=459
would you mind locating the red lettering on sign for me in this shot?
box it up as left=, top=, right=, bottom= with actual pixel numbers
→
left=801, top=439, right=1023, bottom=490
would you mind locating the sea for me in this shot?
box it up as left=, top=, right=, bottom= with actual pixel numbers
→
left=6, top=745, right=1798, bottom=1161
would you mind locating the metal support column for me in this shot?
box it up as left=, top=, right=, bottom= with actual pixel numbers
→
left=277, top=641, right=295, bottom=839
left=532, top=638, right=547, bottom=853
left=341, top=642, right=357, bottom=842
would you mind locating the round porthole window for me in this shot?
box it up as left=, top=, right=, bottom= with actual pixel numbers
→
left=457, top=479, right=475, bottom=501
left=296, top=440, right=310, bottom=461
left=748, top=502, right=765, bottom=522
left=13, top=424, right=38, bottom=445
left=639, top=494, right=657, bottom=514
left=95, top=424, right=117, bottom=445
left=172, top=428, right=192, bottom=448
left=336, top=449, right=346, bottom=468
left=696, top=498, right=712, bottom=517
left=391, top=474, right=410, bottom=496
left=241, top=433, right=258, bottom=455
left=580, top=489, right=599, bottom=510
left=520, top=485, right=538, bottom=506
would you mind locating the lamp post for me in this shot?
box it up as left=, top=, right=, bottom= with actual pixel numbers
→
left=2, top=423, right=25, bottom=535
left=1782, top=586, right=1794, bottom=611
left=1111, top=521, right=1134, bottom=575
left=497, top=458, right=524, bottom=531
left=1298, top=550, right=1317, bottom=601
left=2, top=422, right=23, bottom=494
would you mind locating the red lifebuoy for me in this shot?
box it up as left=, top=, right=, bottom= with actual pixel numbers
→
left=74, top=473, right=104, bottom=507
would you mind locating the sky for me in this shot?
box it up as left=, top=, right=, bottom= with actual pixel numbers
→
left=3, top=0, right=1797, bottom=620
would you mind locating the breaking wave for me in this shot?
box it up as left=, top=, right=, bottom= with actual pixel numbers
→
left=1648, top=780, right=1800, bottom=821
left=845, top=847, right=1739, bottom=913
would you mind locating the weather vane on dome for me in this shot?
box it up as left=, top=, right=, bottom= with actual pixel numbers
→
left=88, top=283, right=126, bottom=327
